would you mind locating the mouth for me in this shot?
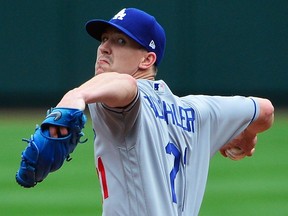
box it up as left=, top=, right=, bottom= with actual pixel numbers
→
left=98, top=59, right=108, bottom=65
left=95, top=57, right=111, bottom=74
left=97, top=56, right=110, bottom=65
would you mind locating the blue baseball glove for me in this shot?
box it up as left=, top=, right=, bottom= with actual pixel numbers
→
left=16, top=108, right=87, bottom=188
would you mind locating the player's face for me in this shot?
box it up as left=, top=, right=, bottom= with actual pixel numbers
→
left=95, top=27, right=148, bottom=75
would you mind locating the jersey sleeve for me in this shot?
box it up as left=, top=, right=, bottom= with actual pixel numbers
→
left=183, top=95, right=259, bottom=156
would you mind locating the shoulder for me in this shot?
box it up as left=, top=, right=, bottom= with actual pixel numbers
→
left=137, top=79, right=173, bottom=96
left=181, top=95, right=258, bottom=121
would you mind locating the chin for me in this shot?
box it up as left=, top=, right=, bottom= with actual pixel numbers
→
left=95, top=67, right=105, bottom=74
left=96, top=65, right=111, bottom=74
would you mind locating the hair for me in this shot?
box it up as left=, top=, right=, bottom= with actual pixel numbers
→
left=153, top=65, right=158, bottom=77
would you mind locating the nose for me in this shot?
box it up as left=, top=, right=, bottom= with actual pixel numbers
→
left=98, top=40, right=111, bottom=55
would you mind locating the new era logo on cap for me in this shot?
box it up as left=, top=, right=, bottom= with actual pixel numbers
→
left=149, top=40, right=156, bottom=49
left=86, top=8, right=166, bottom=65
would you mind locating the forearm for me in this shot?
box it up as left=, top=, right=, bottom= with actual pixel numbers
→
left=56, top=72, right=138, bottom=110
left=220, top=97, right=274, bottom=158
left=224, top=97, right=274, bottom=142
left=246, top=97, right=274, bottom=135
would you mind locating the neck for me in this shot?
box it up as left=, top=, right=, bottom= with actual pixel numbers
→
left=134, top=73, right=155, bottom=80
left=132, top=67, right=156, bottom=80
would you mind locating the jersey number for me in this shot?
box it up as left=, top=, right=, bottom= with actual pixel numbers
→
left=97, top=157, right=109, bottom=199
left=165, top=142, right=186, bottom=204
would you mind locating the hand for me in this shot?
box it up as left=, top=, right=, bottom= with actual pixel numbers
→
left=49, top=126, right=69, bottom=138
left=16, top=108, right=87, bottom=187
left=220, top=130, right=257, bottom=158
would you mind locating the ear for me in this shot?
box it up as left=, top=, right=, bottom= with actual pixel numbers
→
left=139, top=52, right=157, bottom=69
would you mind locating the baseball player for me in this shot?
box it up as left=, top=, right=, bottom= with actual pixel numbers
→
left=16, top=8, right=274, bottom=216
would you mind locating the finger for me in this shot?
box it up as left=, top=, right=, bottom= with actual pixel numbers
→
left=246, top=147, right=255, bottom=157
left=219, top=148, right=228, bottom=157
left=59, top=127, right=69, bottom=136
left=241, top=141, right=257, bottom=157
left=49, top=126, right=58, bottom=138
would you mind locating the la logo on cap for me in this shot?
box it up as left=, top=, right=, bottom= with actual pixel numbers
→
left=112, top=8, right=127, bottom=20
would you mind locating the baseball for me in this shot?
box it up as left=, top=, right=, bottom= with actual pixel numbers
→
left=225, top=147, right=246, bottom=160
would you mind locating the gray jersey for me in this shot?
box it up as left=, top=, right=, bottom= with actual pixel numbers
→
left=88, top=79, right=259, bottom=216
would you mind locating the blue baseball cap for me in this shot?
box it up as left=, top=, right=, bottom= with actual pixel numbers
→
left=86, top=8, right=166, bottom=66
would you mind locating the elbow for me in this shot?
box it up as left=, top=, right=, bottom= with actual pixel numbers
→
left=125, top=74, right=138, bottom=103
left=125, top=74, right=138, bottom=91
left=107, top=74, right=138, bottom=108
left=264, top=99, right=274, bottom=119
left=121, top=74, right=138, bottom=99
left=260, top=98, right=274, bottom=129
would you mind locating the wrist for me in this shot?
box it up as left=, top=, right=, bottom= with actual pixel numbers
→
left=57, top=89, right=86, bottom=111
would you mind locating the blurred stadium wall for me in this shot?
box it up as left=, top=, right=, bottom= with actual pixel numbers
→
left=1, top=0, right=287, bottom=107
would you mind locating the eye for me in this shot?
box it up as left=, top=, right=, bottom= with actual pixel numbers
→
left=117, top=38, right=126, bottom=45
left=101, top=35, right=108, bottom=43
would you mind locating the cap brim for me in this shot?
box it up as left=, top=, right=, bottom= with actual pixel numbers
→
left=85, top=19, right=144, bottom=48
left=86, top=19, right=112, bottom=41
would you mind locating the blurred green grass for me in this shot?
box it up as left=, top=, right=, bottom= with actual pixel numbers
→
left=0, top=108, right=287, bottom=215
left=0, top=109, right=102, bottom=216
left=200, top=109, right=288, bottom=216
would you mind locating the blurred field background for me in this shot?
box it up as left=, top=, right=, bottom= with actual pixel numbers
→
left=0, top=108, right=287, bottom=216
left=0, top=109, right=102, bottom=216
